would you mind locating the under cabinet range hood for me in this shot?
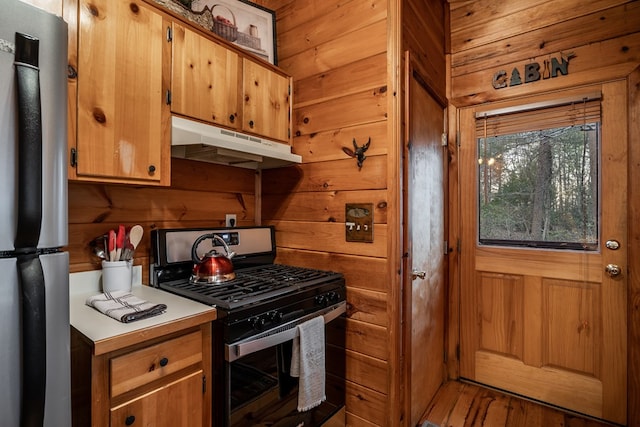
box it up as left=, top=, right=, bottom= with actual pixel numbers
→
left=171, top=116, right=301, bottom=169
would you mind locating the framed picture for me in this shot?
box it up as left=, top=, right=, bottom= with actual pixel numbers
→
left=190, top=0, right=277, bottom=65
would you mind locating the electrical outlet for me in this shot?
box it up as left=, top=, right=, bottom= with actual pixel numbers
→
left=225, top=214, right=237, bottom=227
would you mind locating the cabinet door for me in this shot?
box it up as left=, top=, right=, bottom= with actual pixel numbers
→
left=171, top=23, right=240, bottom=129
left=110, top=371, right=203, bottom=427
left=242, top=59, right=291, bottom=143
left=76, top=0, right=168, bottom=184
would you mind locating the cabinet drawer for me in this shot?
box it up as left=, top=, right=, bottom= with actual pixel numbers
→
left=110, top=330, right=202, bottom=397
left=110, top=371, right=203, bottom=427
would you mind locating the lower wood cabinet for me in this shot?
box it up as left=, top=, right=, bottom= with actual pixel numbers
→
left=110, top=371, right=203, bottom=427
left=71, top=324, right=212, bottom=427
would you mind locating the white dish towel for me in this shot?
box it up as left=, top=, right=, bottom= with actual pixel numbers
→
left=86, top=290, right=167, bottom=323
left=290, top=315, right=326, bottom=412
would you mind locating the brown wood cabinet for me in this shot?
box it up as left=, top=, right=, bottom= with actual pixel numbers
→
left=67, top=0, right=292, bottom=186
left=242, top=58, right=291, bottom=142
left=171, top=22, right=291, bottom=144
left=71, top=324, right=212, bottom=427
left=70, top=0, right=171, bottom=185
left=171, top=22, right=240, bottom=130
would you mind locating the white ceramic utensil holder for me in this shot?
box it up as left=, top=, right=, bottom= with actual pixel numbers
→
left=101, top=260, right=133, bottom=293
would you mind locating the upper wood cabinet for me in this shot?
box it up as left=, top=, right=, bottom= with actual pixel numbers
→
left=242, top=59, right=290, bottom=143
left=66, top=0, right=291, bottom=186
left=170, top=23, right=292, bottom=144
left=70, top=0, right=171, bottom=185
left=170, top=22, right=240, bottom=129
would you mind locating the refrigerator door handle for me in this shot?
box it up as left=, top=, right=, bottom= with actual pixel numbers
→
left=14, top=32, right=43, bottom=250
left=14, top=31, right=47, bottom=427
left=17, top=253, right=47, bottom=427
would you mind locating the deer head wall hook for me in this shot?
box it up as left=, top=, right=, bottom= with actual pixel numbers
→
left=342, top=137, right=371, bottom=170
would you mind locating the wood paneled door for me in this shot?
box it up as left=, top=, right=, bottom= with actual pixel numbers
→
left=458, top=83, right=627, bottom=425
left=403, top=53, right=447, bottom=427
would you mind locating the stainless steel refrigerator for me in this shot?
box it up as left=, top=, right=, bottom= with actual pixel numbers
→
left=0, top=1, right=70, bottom=426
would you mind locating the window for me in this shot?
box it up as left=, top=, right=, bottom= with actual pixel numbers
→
left=476, top=96, right=600, bottom=250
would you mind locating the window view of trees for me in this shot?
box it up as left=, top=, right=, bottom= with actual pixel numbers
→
left=478, top=123, right=599, bottom=250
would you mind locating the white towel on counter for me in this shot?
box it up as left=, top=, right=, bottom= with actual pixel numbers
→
left=86, top=290, right=167, bottom=323
left=290, top=315, right=326, bottom=412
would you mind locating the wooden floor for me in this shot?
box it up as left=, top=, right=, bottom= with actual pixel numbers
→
left=419, top=381, right=616, bottom=427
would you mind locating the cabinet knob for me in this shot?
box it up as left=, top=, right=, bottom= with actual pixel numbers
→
left=125, top=415, right=136, bottom=426
left=248, top=120, right=254, bottom=128
left=229, top=114, right=235, bottom=123
left=159, top=357, right=169, bottom=367
left=67, top=64, right=77, bottom=79
left=148, top=165, right=156, bottom=174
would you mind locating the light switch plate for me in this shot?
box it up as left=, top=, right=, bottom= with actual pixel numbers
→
left=345, top=203, right=373, bottom=243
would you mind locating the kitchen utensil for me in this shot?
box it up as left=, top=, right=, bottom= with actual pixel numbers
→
left=115, top=224, right=125, bottom=261
left=89, top=235, right=107, bottom=259
left=127, top=225, right=143, bottom=258
left=108, top=229, right=117, bottom=262
left=191, top=233, right=236, bottom=283
left=120, top=224, right=143, bottom=261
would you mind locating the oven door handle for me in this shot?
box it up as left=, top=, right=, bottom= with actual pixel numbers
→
left=225, top=301, right=346, bottom=362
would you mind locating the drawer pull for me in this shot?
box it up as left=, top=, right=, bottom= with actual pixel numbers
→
left=159, top=357, right=169, bottom=367
left=125, top=415, right=136, bottom=425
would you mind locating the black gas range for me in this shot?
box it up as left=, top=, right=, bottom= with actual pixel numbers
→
left=150, top=226, right=346, bottom=427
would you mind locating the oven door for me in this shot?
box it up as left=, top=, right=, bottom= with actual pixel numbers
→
left=223, top=302, right=346, bottom=427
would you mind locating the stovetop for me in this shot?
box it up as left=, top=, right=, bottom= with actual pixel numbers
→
left=151, top=227, right=347, bottom=344
left=158, top=263, right=343, bottom=311
left=151, top=226, right=346, bottom=309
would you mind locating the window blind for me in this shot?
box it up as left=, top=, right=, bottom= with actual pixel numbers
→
left=476, top=97, right=601, bottom=137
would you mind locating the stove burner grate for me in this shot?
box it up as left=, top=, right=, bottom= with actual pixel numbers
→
left=159, top=264, right=343, bottom=310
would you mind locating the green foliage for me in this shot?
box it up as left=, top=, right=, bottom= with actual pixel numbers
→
left=478, top=125, right=598, bottom=247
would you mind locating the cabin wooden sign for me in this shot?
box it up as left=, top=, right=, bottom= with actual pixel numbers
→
left=492, top=54, right=573, bottom=89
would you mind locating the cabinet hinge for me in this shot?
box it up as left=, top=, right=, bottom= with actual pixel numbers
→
left=166, top=26, right=172, bottom=42
left=441, top=132, right=448, bottom=147
left=456, top=238, right=461, bottom=253
left=456, top=131, right=461, bottom=147
left=166, top=90, right=171, bottom=105
left=444, top=240, right=448, bottom=255
left=202, top=375, right=206, bottom=394
left=70, top=147, right=77, bottom=168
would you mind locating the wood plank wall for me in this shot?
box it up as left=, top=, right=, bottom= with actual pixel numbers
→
left=260, top=0, right=447, bottom=425
left=260, top=1, right=390, bottom=425
left=448, top=0, right=640, bottom=106
left=68, top=159, right=256, bottom=283
left=446, top=0, right=640, bottom=425
left=403, top=0, right=447, bottom=103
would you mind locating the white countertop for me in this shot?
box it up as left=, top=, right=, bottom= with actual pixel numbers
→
left=70, top=268, right=216, bottom=353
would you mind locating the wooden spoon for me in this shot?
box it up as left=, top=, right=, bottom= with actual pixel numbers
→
left=124, top=225, right=144, bottom=260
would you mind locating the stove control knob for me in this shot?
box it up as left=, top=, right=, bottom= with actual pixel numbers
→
left=327, top=291, right=340, bottom=302
left=268, top=311, right=283, bottom=321
left=315, top=295, right=328, bottom=307
left=251, top=317, right=267, bottom=330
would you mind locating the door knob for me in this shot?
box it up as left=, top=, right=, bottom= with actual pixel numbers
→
left=605, top=264, right=622, bottom=278
left=605, top=240, right=620, bottom=250
left=412, top=270, right=426, bottom=280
